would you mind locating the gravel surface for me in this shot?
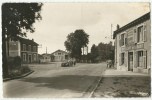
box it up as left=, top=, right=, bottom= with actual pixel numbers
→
left=93, top=69, right=151, bottom=98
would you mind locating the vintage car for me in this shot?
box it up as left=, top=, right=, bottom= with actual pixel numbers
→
left=61, top=60, right=69, bottom=67
left=61, top=59, right=76, bottom=67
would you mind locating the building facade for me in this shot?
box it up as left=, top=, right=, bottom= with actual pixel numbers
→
left=38, top=53, right=51, bottom=63
left=9, top=37, right=38, bottom=63
left=51, top=49, right=68, bottom=62
left=113, top=12, right=150, bottom=74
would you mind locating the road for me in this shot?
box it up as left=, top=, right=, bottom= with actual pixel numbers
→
left=3, top=62, right=106, bottom=98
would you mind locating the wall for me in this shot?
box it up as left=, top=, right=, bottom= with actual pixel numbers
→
left=115, top=19, right=150, bottom=73
left=9, top=40, right=20, bottom=57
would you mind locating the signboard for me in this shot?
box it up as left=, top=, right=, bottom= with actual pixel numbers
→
left=137, top=43, right=144, bottom=49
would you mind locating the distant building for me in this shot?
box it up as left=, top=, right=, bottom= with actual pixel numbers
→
left=38, top=53, right=51, bottom=63
left=113, top=12, right=150, bottom=74
left=9, top=37, right=38, bottom=63
left=51, top=49, right=69, bottom=62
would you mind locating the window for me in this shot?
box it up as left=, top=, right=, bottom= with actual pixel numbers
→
left=28, top=45, right=31, bottom=51
left=23, top=44, right=26, bottom=51
left=33, top=46, right=36, bottom=52
left=119, top=33, right=125, bottom=46
left=137, top=25, right=144, bottom=42
left=121, top=53, right=125, bottom=65
left=121, top=34, right=125, bottom=46
left=137, top=51, right=143, bottom=67
left=58, top=53, right=61, bottom=55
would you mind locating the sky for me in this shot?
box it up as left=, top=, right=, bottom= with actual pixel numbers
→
left=27, top=2, right=150, bottom=54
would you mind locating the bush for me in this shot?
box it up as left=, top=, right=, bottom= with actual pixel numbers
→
left=9, top=69, right=21, bottom=78
left=8, top=56, right=21, bottom=69
left=14, top=56, right=21, bottom=67
left=21, top=66, right=31, bottom=74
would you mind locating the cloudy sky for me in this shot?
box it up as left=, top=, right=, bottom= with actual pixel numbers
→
left=27, top=2, right=150, bottom=54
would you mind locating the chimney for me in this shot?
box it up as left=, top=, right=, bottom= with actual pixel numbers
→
left=32, top=38, right=34, bottom=41
left=117, top=24, right=120, bottom=30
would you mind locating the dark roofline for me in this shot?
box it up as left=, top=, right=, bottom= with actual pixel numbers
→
left=113, top=12, right=150, bottom=39
left=19, top=37, right=38, bottom=45
left=51, top=49, right=68, bottom=54
left=19, top=37, right=39, bottom=45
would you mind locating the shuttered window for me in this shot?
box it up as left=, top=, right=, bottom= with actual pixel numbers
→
left=137, top=25, right=144, bottom=42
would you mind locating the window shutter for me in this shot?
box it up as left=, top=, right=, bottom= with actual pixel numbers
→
left=125, top=38, right=127, bottom=46
left=119, top=53, right=121, bottom=66
left=143, top=23, right=147, bottom=42
left=124, top=52, right=128, bottom=67
left=143, top=50, right=147, bottom=69
left=134, top=27, right=137, bottom=43
left=119, top=39, right=121, bottom=46
left=134, top=51, right=138, bottom=68
left=119, top=34, right=121, bottom=47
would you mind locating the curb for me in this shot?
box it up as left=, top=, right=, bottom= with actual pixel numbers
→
left=88, top=69, right=106, bottom=98
left=3, top=70, right=34, bottom=82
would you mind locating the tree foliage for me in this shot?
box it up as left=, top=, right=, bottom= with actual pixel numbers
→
left=64, top=29, right=89, bottom=60
left=2, top=3, right=43, bottom=39
left=97, top=41, right=114, bottom=61
left=2, top=3, right=43, bottom=77
left=89, top=41, right=114, bottom=63
left=90, top=44, right=98, bottom=63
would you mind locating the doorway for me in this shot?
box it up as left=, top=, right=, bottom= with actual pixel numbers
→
left=128, top=52, right=133, bottom=71
left=28, top=55, right=32, bottom=63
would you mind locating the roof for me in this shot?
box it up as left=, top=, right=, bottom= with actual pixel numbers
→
left=51, top=49, right=68, bottom=55
left=113, top=12, right=150, bottom=39
left=19, top=37, right=38, bottom=46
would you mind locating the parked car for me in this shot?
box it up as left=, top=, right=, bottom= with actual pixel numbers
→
left=61, top=59, right=76, bottom=67
left=61, top=60, right=69, bottom=67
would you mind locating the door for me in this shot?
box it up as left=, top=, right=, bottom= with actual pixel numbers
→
left=128, top=52, right=133, bottom=71
left=29, top=55, right=32, bottom=63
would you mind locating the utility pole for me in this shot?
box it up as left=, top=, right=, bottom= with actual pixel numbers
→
left=46, top=47, right=47, bottom=54
left=111, top=24, right=113, bottom=39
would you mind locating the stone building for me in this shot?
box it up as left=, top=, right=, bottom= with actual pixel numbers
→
left=9, top=37, right=38, bottom=63
left=113, top=12, right=150, bottom=73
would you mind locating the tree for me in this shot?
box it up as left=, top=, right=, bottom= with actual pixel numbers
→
left=90, top=44, right=99, bottom=63
left=2, top=3, right=43, bottom=77
left=64, top=29, right=89, bottom=61
left=97, top=41, right=114, bottom=61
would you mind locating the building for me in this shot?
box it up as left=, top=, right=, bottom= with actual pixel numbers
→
left=38, top=53, right=51, bottom=63
left=9, top=37, right=38, bottom=63
left=51, top=49, right=69, bottom=62
left=113, top=12, right=150, bottom=74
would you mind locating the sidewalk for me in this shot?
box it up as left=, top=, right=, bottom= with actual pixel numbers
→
left=93, top=69, right=151, bottom=98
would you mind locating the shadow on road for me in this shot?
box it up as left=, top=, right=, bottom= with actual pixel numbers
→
left=19, top=75, right=100, bottom=92
left=18, top=75, right=150, bottom=96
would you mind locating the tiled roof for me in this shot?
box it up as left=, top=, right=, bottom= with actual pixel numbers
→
left=113, top=12, right=150, bottom=39
left=19, top=37, right=38, bottom=45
